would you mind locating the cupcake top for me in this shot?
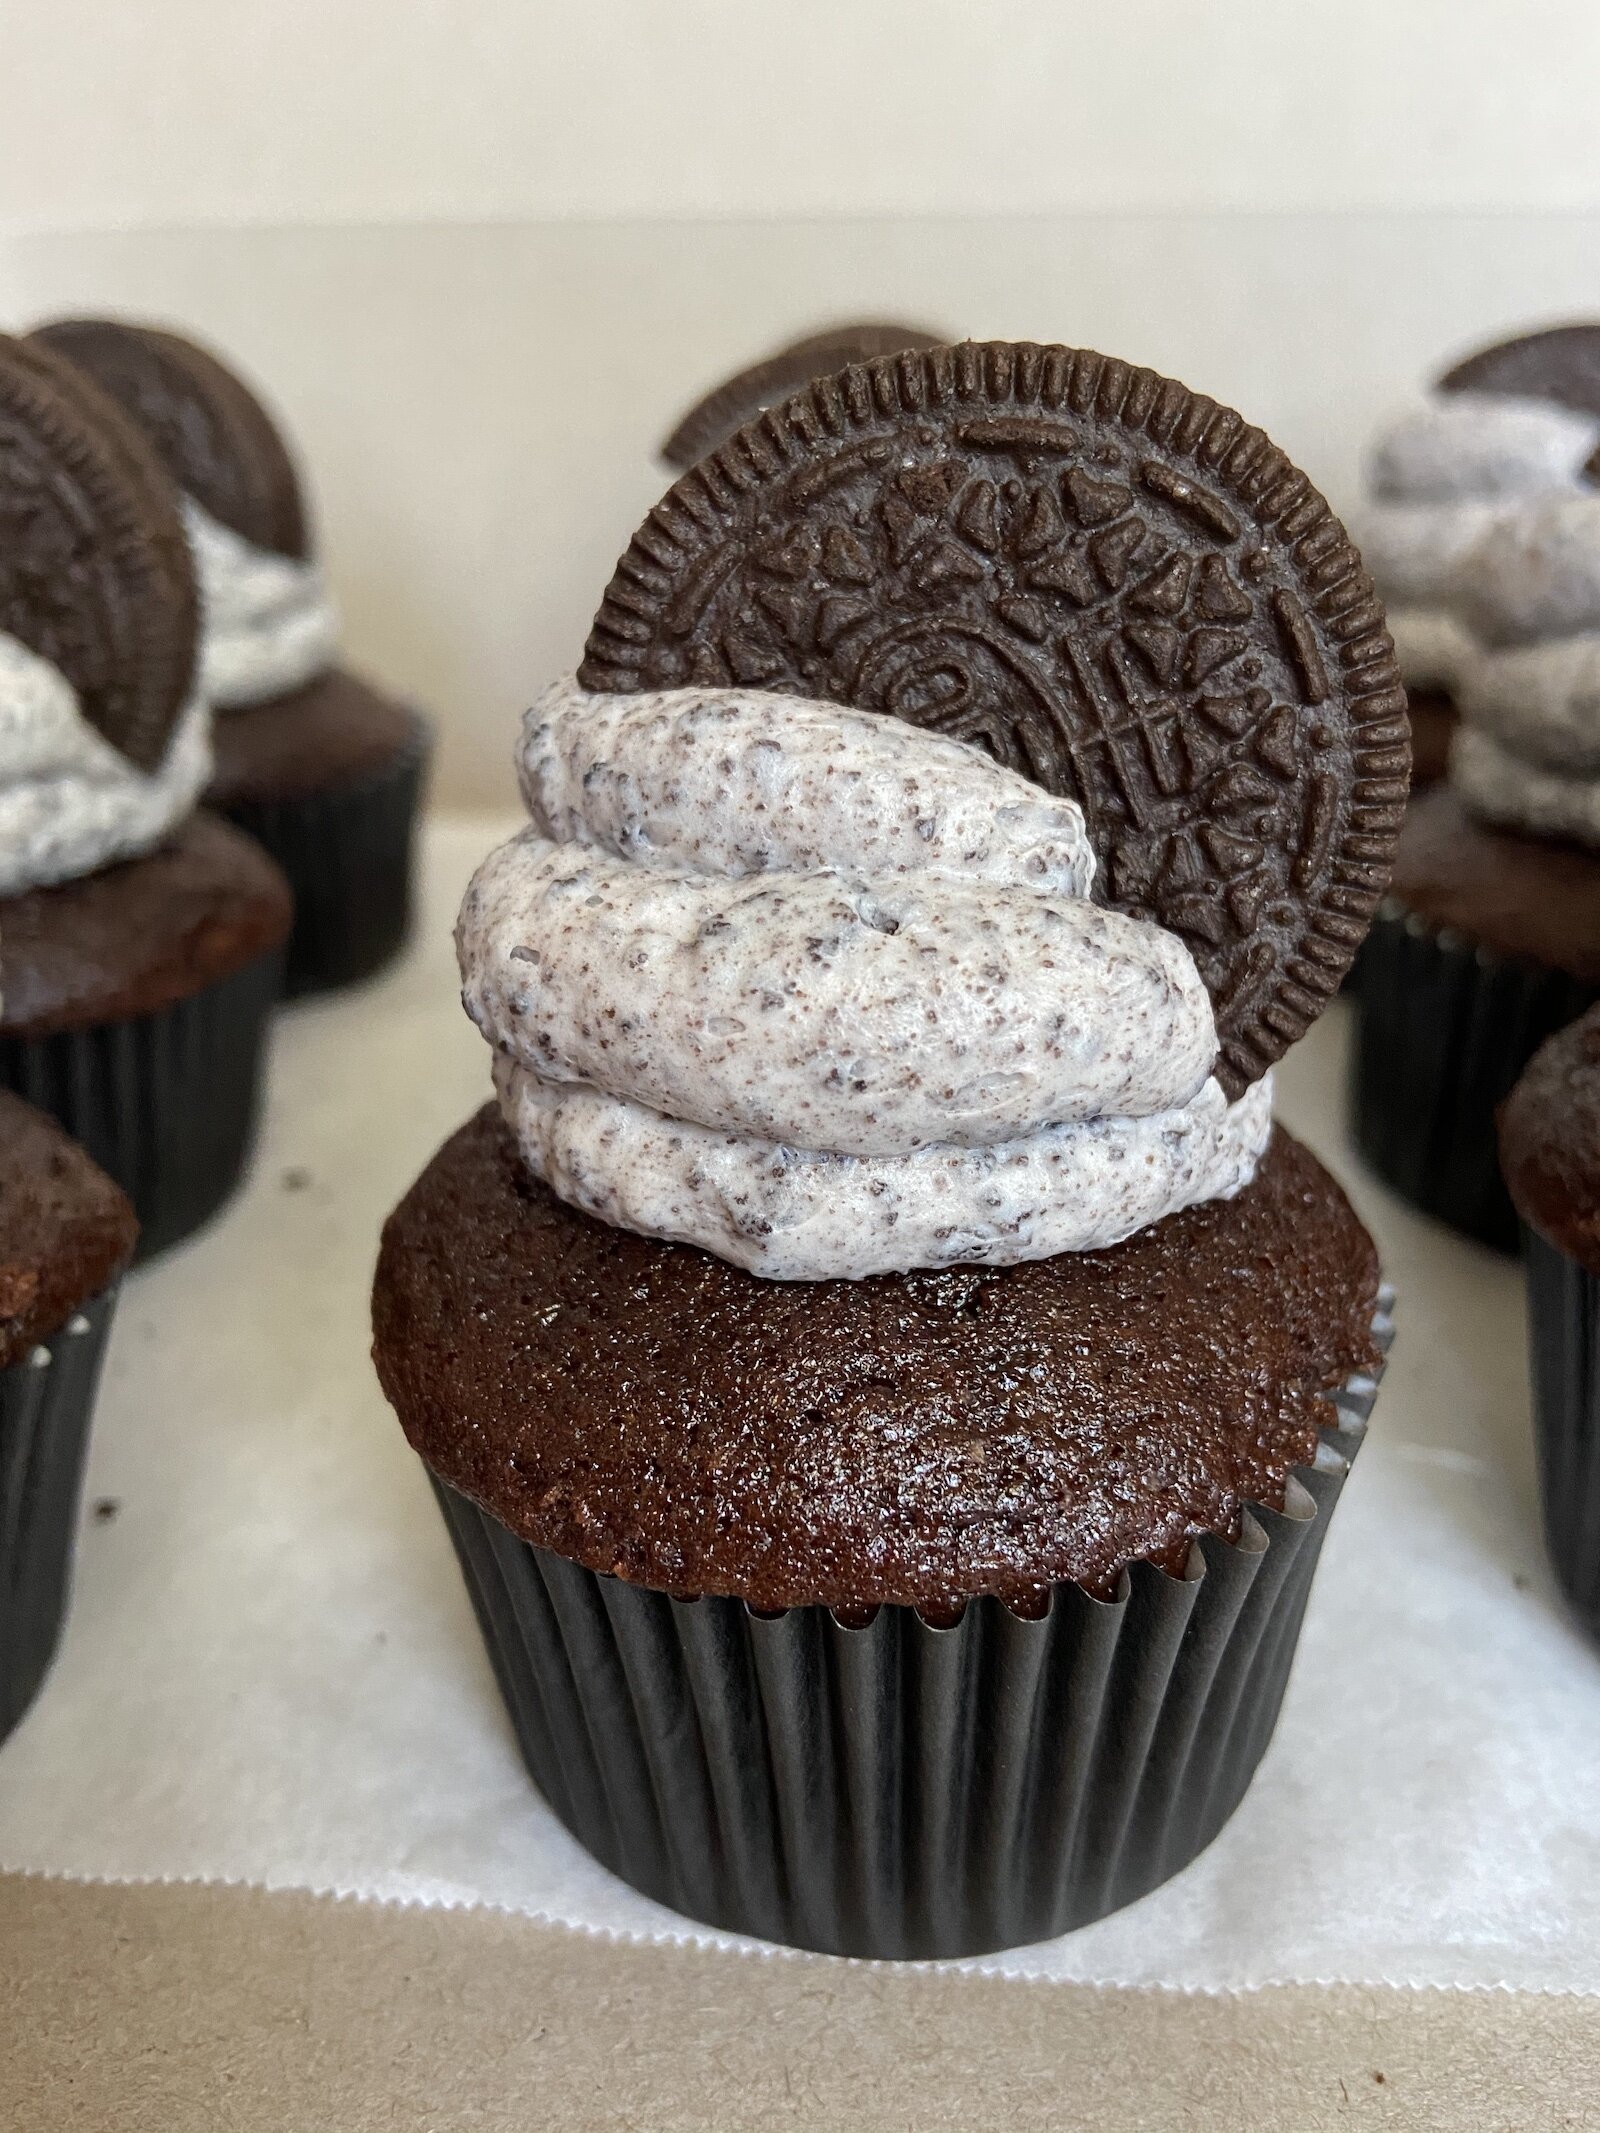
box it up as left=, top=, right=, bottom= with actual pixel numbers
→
left=0, top=1092, right=137, bottom=1367
left=1360, top=323, right=1600, bottom=848
left=456, top=340, right=1404, bottom=1282
left=1500, top=1002, right=1600, bottom=1270
left=661, top=320, right=948, bottom=471
left=31, top=319, right=339, bottom=713
left=376, top=1102, right=1379, bottom=1608
left=0, top=335, right=211, bottom=899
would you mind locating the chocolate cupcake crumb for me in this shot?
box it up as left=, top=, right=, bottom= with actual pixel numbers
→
left=375, top=1106, right=1379, bottom=1614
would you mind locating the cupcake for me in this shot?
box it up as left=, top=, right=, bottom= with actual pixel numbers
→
left=0, top=333, right=290, bottom=1258
left=1354, top=325, right=1600, bottom=1249
left=374, top=342, right=1401, bottom=1957
left=0, top=1093, right=137, bottom=1743
left=660, top=320, right=947, bottom=470
left=32, top=317, right=432, bottom=997
left=1500, top=1005, right=1600, bottom=1638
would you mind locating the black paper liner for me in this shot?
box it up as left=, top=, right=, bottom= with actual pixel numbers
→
left=1352, top=901, right=1597, bottom=1253
left=427, top=1291, right=1392, bottom=1960
left=1521, top=1228, right=1600, bottom=1639
left=220, top=714, right=431, bottom=998
left=0, top=951, right=281, bottom=1263
left=0, top=1285, right=120, bottom=1745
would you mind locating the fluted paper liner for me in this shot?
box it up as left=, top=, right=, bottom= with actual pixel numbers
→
left=0, top=952, right=281, bottom=1262
left=428, top=1289, right=1393, bottom=1960
left=0, top=1285, right=120, bottom=1744
left=221, top=713, right=430, bottom=997
left=1522, top=1229, right=1600, bottom=1639
left=1354, top=900, right=1596, bottom=1253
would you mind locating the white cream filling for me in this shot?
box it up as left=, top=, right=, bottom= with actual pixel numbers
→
left=0, top=630, right=210, bottom=899
left=458, top=679, right=1270, bottom=1281
left=184, top=498, right=339, bottom=710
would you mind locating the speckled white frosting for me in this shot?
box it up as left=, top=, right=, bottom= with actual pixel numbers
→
left=457, top=679, right=1271, bottom=1280
left=1359, top=394, right=1600, bottom=690
left=1360, top=391, right=1600, bottom=841
left=1451, top=724, right=1600, bottom=845
left=185, top=498, right=338, bottom=710
left=0, top=629, right=210, bottom=899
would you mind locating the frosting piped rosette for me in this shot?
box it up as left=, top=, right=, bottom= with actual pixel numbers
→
left=1358, top=391, right=1600, bottom=697
left=0, top=635, right=209, bottom=899
left=181, top=497, right=337, bottom=708
left=459, top=680, right=1270, bottom=1279
left=1360, top=325, right=1600, bottom=847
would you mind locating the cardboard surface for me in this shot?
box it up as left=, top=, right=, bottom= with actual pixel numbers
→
left=2, top=1874, right=1594, bottom=2133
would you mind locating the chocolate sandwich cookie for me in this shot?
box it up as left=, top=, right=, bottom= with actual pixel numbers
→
left=0, top=1095, right=137, bottom=1741
left=33, top=317, right=308, bottom=559
left=661, top=321, right=948, bottom=471
left=34, top=315, right=432, bottom=997
left=377, top=339, right=1396, bottom=1958
left=586, top=340, right=1408, bottom=1096
left=1441, top=321, right=1600, bottom=428
left=0, top=333, right=197, bottom=773
left=0, top=336, right=290, bottom=1257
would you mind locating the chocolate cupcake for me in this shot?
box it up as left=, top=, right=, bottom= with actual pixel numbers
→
left=374, top=342, right=1401, bottom=1957
left=660, top=320, right=948, bottom=471
left=32, top=318, right=432, bottom=997
left=1353, top=325, right=1600, bottom=1249
left=0, top=1093, right=137, bottom=1743
left=0, top=333, right=290, bottom=1258
left=1500, top=1006, right=1600, bottom=1639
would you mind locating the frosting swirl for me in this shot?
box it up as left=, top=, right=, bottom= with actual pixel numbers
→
left=457, top=680, right=1271, bottom=1281
left=0, top=630, right=210, bottom=899
left=1360, top=392, right=1600, bottom=844
left=184, top=498, right=338, bottom=709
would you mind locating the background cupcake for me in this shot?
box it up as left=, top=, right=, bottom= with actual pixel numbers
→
left=659, top=319, right=948, bottom=471
left=32, top=318, right=433, bottom=997
left=1500, top=1005, right=1600, bottom=1640
left=375, top=342, right=1401, bottom=1958
left=1353, top=325, right=1600, bottom=1249
left=0, top=1093, right=137, bottom=1744
left=0, top=333, right=290, bottom=1258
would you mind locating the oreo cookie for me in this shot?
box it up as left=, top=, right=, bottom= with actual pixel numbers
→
left=583, top=340, right=1408, bottom=1094
left=0, top=334, right=198, bottom=773
left=31, top=318, right=308, bottom=560
left=661, top=321, right=947, bottom=471
left=1441, top=322, right=1600, bottom=420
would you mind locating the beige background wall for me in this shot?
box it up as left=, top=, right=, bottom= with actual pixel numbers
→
left=7, top=0, right=1600, bottom=225
left=4, top=7, right=1600, bottom=805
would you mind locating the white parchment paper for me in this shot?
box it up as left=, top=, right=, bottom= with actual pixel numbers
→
left=1, top=817, right=1596, bottom=1990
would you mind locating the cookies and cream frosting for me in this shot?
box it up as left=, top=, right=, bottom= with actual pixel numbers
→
left=457, top=679, right=1271, bottom=1281
left=0, top=629, right=210, bottom=899
left=183, top=498, right=338, bottom=710
left=1360, top=391, right=1600, bottom=844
